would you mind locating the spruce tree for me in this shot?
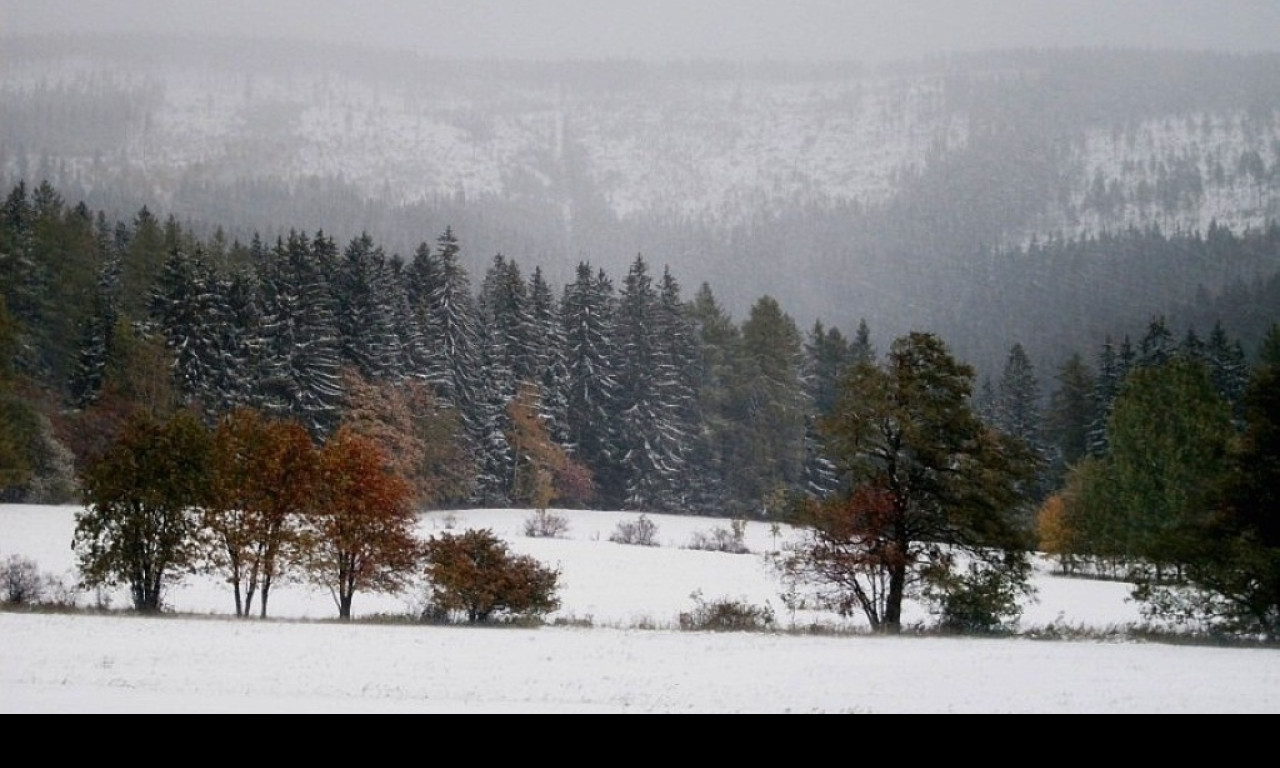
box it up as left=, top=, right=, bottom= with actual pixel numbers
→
left=614, top=256, right=686, bottom=511
left=1046, top=352, right=1097, bottom=472
left=529, top=267, right=571, bottom=447
left=685, top=283, right=741, bottom=513
left=334, top=233, right=403, bottom=381
left=255, top=232, right=343, bottom=437
left=731, top=296, right=807, bottom=511
left=561, top=262, right=620, bottom=505
left=421, top=228, right=483, bottom=429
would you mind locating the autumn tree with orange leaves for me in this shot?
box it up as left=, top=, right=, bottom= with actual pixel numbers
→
left=338, top=369, right=473, bottom=507
left=304, top=426, right=420, bottom=620
left=204, top=408, right=319, bottom=617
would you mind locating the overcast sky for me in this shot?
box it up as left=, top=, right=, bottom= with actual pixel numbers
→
left=4, top=0, right=1280, bottom=63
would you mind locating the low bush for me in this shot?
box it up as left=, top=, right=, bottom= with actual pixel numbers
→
left=610, top=514, right=659, bottom=547
left=523, top=509, right=571, bottom=539
left=2, top=554, right=44, bottom=605
left=679, top=591, right=775, bottom=632
left=686, top=519, right=749, bottom=554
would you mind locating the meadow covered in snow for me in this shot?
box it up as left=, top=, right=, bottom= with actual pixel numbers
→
left=3, top=504, right=1279, bottom=713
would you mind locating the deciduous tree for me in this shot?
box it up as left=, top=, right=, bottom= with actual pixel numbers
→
left=779, top=332, right=1035, bottom=634
left=304, top=427, right=420, bottom=621
left=204, top=408, right=318, bottom=617
left=74, top=410, right=211, bottom=612
left=422, top=528, right=561, bottom=624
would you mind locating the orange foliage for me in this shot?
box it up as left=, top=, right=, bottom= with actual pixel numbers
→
left=308, top=427, right=420, bottom=620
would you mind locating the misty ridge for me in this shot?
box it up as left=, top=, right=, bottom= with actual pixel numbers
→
left=2, top=32, right=1280, bottom=377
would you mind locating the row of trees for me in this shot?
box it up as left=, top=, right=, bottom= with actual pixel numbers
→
left=1037, top=328, right=1280, bottom=636
left=0, top=180, right=878, bottom=516
left=73, top=405, right=561, bottom=622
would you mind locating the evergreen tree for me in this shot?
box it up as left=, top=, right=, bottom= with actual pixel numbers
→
left=994, top=344, right=1042, bottom=453
left=70, top=245, right=123, bottom=408
left=1138, top=316, right=1175, bottom=368
left=730, top=296, right=807, bottom=512
left=851, top=318, right=876, bottom=366
left=802, top=321, right=855, bottom=499
left=255, top=231, right=343, bottom=437
left=386, top=255, right=431, bottom=380
left=1045, top=352, right=1097, bottom=472
left=152, top=246, right=223, bottom=415
left=528, top=266, right=571, bottom=447
left=561, top=262, right=620, bottom=505
left=1088, top=336, right=1129, bottom=457
left=614, top=256, right=687, bottom=511
left=685, top=283, right=741, bottom=514
left=420, top=228, right=483, bottom=433
left=333, top=232, right=401, bottom=382
left=1206, top=321, right=1248, bottom=409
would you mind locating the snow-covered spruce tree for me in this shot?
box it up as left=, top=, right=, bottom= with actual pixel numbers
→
left=70, top=245, right=123, bottom=408
left=471, top=254, right=544, bottom=504
left=528, top=266, right=572, bottom=447
left=472, top=319, right=515, bottom=507
left=1088, top=336, right=1127, bottom=458
left=655, top=266, right=699, bottom=506
left=386, top=254, right=432, bottom=380
left=254, top=231, right=343, bottom=437
left=802, top=321, right=855, bottom=500
left=561, top=262, right=622, bottom=506
left=994, top=344, right=1043, bottom=459
left=479, top=254, right=536, bottom=387
left=150, top=247, right=226, bottom=416
left=418, top=228, right=483, bottom=431
left=333, top=232, right=403, bottom=382
left=613, top=256, right=688, bottom=512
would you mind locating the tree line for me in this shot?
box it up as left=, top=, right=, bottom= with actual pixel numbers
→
left=72, top=405, right=560, bottom=622
left=3, top=180, right=1280, bottom=636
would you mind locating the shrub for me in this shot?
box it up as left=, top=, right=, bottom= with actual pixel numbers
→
left=686, top=519, right=750, bottom=554
left=422, top=528, right=561, bottom=624
left=920, top=558, right=1030, bottom=635
left=679, top=591, right=775, bottom=632
left=610, top=514, right=659, bottom=547
left=2, top=554, right=45, bottom=605
left=523, top=508, right=571, bottom=539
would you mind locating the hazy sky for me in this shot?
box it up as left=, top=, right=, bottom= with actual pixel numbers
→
left=4, top=0, right=1280, bottom=62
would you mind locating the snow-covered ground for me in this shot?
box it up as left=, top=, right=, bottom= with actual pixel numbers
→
left=3, top=504, right=1278, bottom=713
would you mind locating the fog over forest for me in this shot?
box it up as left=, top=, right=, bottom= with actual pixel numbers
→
left=4, top=4, right=1280, bottom=375
left=4, top=2, right=1280, bottom=654
left=6, top=1, right=1280, bottom=63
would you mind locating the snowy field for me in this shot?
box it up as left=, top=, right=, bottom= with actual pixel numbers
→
left=3, top=504, right=1279, bottom=713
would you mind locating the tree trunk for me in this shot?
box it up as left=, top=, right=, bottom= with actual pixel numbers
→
left=884, top=562, right=907, bottom=634
left=259, top=575, right=272, bottom=619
